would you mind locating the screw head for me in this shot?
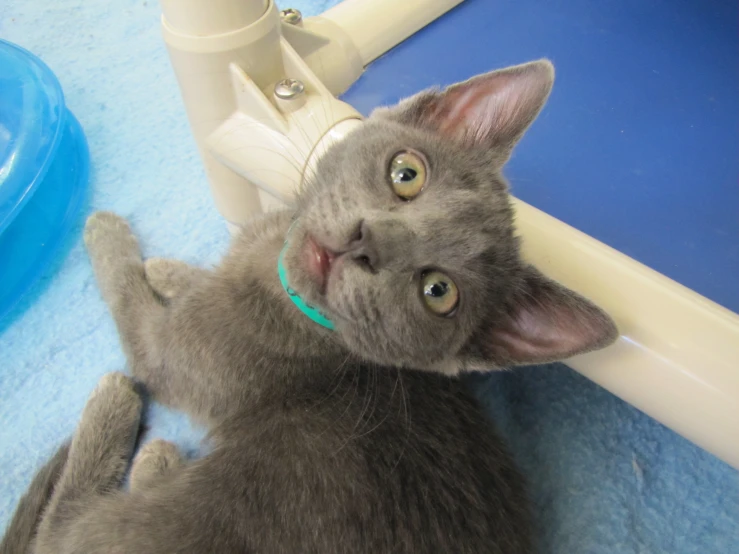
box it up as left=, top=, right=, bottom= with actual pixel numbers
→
left=274, top=78, right=305, bottom=100
left=280, top=8, right=303, bottom=25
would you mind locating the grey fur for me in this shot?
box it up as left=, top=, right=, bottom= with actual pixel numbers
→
left=0, top=444, right=69, bottom=554
left=2, top=60, right=617, bottom=553
left=129, top=439, right=183, bottom=492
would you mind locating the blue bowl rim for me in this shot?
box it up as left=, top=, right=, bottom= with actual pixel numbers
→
left=0, top=38, right=68, bottom=236
left=0, top=109, right=90, bottom=325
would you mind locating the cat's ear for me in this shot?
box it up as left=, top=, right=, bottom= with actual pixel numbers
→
left=464, top=266, right=618, bottom=369
left=374, top=60, right=554, bottom=153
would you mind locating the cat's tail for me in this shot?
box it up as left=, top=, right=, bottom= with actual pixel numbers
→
left=0, top=442, right=70, bottom=554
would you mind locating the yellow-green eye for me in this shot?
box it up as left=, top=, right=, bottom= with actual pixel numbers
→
left=421, top=271, right=459, bottom=316
left=389, top=151, right=427, bottom=199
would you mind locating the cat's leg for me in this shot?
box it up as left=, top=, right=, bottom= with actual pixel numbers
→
left=84, top=213, right=183, bottom=402
left=84, top=212, right=163, bottom=376
left=84, top=212, right=148, bottom=312
left=84, top=213, right=221, bottom=420
left=34, top=373, right=143, bottom=547
left=144, top=257, right=208, bottom=300
left=129, top=439, right=183, bottom=492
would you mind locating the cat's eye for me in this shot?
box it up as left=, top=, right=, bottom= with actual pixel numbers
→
left=421, top=270, right=459, bottom=316
left=389, top=151, right=427, bottom=199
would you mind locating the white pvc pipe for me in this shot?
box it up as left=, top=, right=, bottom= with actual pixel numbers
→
left=159, top=0, right=466, bottom=221
left=514, top=199, right=739, bottom=469
left=161, top=0, right=283, bottom=223
left=321, top=0, right=465, bottom=66
left=205, top=38, right=362, bottom=206
left=161, top=0, right=268, bottom=35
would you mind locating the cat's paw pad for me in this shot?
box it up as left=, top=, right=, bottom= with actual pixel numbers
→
left=84, top=211, right=140, bottom=263
left=144, top=258, right=190, bottom=299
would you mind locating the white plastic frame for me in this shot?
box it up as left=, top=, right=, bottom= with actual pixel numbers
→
left=158, top=0, right=739, bottom=469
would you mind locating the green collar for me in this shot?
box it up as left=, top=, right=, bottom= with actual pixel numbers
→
left=277, top=235, right=335, bottom=331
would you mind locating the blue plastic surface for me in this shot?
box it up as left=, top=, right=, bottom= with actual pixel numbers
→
left=341, top=0, right=739, bottom=313
left=0, top=40, right=89, bottom=322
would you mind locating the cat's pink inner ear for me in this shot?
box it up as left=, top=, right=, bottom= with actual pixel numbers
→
left=486, top=270, right=618, bottom=365
left=430, top=60, right=554, bottom=147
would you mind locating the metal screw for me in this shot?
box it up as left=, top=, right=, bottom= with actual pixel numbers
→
left=274, top=78, right=305, bottom=100
left=280, top=8, right=302, bottom=25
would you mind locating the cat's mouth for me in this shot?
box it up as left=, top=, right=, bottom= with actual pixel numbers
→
left=303, top=236, right=336, bottom=295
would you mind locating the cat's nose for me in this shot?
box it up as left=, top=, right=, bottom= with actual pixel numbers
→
left=346, top=219, right=379, bottom=273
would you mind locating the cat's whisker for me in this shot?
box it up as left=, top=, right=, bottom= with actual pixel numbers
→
left=323, top=362, right=362, bottom=439
left=311, top=354, right=352, bottom=414
left=390, top=371, right=412, bottom=474
left=356, top=365, right=382, bottom=435
left=347, top=367, right=395, bottom=442
left=316, top=52, right=340, bottom=142
left=332, top=366, right=377, bottom=454
left=212, top=116, right=312, bottom=187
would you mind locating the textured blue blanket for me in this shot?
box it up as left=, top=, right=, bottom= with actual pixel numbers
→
left=1, top=1, right=736, bottom=552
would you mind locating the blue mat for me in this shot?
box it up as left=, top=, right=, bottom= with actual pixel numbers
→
left=0, top=1, right=737, bottom=552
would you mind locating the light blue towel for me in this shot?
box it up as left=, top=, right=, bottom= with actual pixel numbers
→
left=1, top=1, right=737, bottom=552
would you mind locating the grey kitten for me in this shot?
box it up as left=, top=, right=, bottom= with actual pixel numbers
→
left=2, top=60, right=617, bottom=554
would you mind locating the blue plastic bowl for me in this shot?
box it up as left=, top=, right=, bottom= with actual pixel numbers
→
left=0, top=40, right=89, bottom=323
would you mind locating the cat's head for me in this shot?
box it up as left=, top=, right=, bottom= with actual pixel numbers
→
left=282, top=60, right=617, bottom=373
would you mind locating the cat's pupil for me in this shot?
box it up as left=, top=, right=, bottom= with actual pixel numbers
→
left=399, top=168, right=417, bottom=182
left=427, top=282, right=449, bottom=297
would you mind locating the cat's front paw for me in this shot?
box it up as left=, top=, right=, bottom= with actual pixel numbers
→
left=85, top=212, right=143, bottom=304
left=84, top=211, right=140, bottom=263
